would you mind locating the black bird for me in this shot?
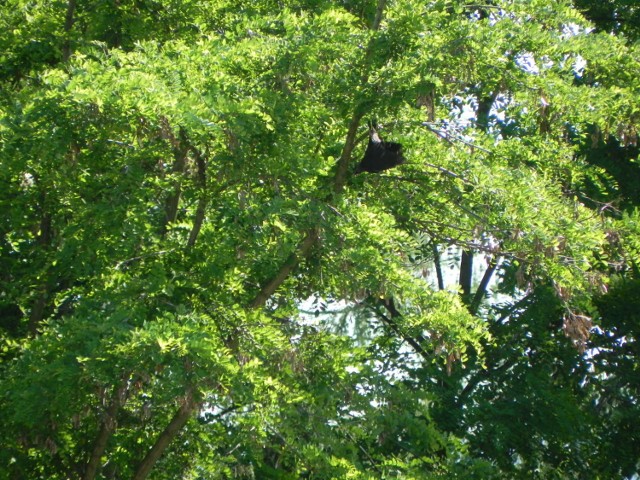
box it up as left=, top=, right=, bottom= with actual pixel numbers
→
left=355, top=121, right=405, bottom=174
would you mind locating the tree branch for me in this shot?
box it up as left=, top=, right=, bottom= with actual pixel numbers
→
left=377, top=298, right=431, bottom=363
left=82, top=385, right=125, bottom=480
left=372, top=0, right=387, bottom=30
left=422, top=122, right=494, bottom=154
left=432, top=242, right=445, bottom=290
left=250, top=0, right=389, bottom=308
left=108, top=5, right=394, bottom=478
left=333, top=112, right=365, bottom=195
left=249, top=228, right=319, bottom=308
left=159, top=123, right=188, bottom=237
left=456, top=356, right=516, bottom=406
left=131, top=390, right=198, bottom=480
left=62, top=0, right=77, bottom=62
left=187, top=146, right=207, bottom=249
left=334, top=0, right=387, bottom=193
left=469, top=256, right=500, bottom=315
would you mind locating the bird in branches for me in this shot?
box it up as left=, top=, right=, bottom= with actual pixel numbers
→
left=355, top=121, right=405, bottom=174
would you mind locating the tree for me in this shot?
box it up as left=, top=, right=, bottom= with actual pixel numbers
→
left=1, top=0, right=639, bottom=478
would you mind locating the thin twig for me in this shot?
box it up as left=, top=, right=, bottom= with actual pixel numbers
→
left=422, top=122, right=493, bottom=154
left=115, top=250, right=170, bottom=270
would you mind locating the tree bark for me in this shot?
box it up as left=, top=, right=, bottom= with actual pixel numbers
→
left=82, top=389, right=123, bottom=480
left=372, top=0, right=387, bottom=30
left=160, top=125, right=189, bottom=237
left=333, top=0, right=387, bottom=194
left=459, top=249, right=473, bottom=304
left=187, top=148, right=207, bottom=249
left=469, top=257, right=500, bottom=315
left=432, top=243, right=445, bottom=290
left=28, top=288, right=49, bottom=336
left=333, top=112, right=365, bottom=195
left=476, top=91, right=498, bottom=131
left=379, top=298, right=430, bottom=362
left=249, top=228, right=319, bottom=308
left=161, top=152, right=187, bottom=236
left=458, top=89, right=498, bottom=308
left=131, top=3, right=392, bottom=477
left=62, top=0, right=77, bottom=62
left=131, top=392, right=198, bottom=480
left=250, top=0, right=389, bottom=308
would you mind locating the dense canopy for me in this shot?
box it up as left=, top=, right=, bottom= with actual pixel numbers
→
left=1, top=0, right=639, bottom=478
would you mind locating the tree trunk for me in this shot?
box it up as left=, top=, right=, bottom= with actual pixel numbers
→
left=187, top=148, right=207, bottom=249
left=159, top=124, right=189, bottom=237
left=459, top=250, right=473, bottom=304
left=62, top=0, right=77, bottom=62
left=432, top=243, right=445, bottom=290
left=469, top=257, right=500, bottom=315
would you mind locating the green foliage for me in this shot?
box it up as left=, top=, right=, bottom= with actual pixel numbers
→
left=589, top=277, right=640, bottom=477
left=1, top=0, right=639, bottom=478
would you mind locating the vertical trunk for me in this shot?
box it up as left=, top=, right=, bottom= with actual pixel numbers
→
left=187, top=149, right=207, bottom=249
left=333, top=0, right=387, bottom=194
left=62, top=0, right=77, bottom=62
left=372, top=0, right=387, bottom=29
left=161, top=151, right=187, bottom=235
left=469, top=257, right=500, bottom=315
left=476, top=91, right=498, bottom=131
left=432, top=243, right=445, bottom=290
left=28, top=289, right=49, bottom=335
left=459, top=250, right=473, bottom=304
left=187, top=198, right=207, bottom=249
left=459, top=90, right=498, bottom=308
left=160, top=127, right=189, bottom=237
